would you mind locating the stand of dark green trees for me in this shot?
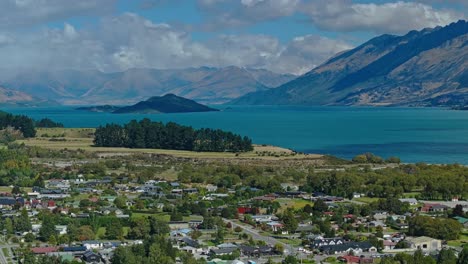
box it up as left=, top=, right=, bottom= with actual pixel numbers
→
left=94, top=118, right=253, bottom=152
left=35, top=118, right=64, bottom=128
left=0, top=111, right=36, bottom=137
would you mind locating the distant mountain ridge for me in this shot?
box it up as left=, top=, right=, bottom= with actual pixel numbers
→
left=0, top=86, right=57, bottom=106
left=0, top=66, right=295, bottom=105
left=231, top=20, right=468, bottom=107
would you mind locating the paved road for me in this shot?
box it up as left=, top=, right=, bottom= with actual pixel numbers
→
left=0, top=244, right=17, bottom=264
left=222, top=218, right=296, bottom=255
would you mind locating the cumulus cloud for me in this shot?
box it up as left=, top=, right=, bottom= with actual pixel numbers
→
left=301, top=0, right=465, bottom=34
left=270, top=35, right=354, bottom=75
left=0, top=0, right=116, bottom=28
left=198, top=0, right=464, bottom=34
left=0, top=13, right=352, bottom=75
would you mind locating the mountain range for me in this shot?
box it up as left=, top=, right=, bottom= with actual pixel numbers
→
left=0, top=86, right=58, bottom=107
left=231, top=20, right=468, bottom=107
left=0, top=66, right=295, bottom=105
left=0, top=20, right=466, bottom=107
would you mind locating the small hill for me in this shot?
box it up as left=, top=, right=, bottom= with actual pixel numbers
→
left=76, top=105, right=120, bottom=113
left=113, top=94, right=219, bottom=114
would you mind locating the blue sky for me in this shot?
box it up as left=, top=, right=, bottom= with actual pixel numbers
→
left=0, top=0, right=465, bottom=75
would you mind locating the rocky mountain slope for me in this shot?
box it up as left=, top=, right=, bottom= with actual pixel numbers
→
left=0, top=87, right=57, bottom=106
left=231, top=20, right=468, bottom=107
left=0, top=67, right=295, bottom=105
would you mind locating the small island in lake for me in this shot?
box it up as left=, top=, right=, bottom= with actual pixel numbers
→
left=76, top=94, right=219, bottom=114
left=76, top=105, right=121, bottom=113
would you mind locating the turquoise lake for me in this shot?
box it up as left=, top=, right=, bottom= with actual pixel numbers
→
left=4, top=106, right=468, bottom=164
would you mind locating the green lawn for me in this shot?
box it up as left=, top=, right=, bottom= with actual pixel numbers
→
left=402, top=192, right=421, bottom=198
left=354, top=197, right=380, bottom=204
left=131, top=212, right=170, bottom=222
left=96, top=227, right=106, bottom=239
left=447, top=229, right=468, bottom=247
left=276, top=198, right=314, bottom=211
left=2, top=248, right=9, bottom=257
left=277, top=238, right=302, bottom=247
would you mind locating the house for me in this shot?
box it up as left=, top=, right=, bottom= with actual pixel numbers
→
left=387, top=215, right=406, bottom=222
left=206, top=184, right=218, bottom=192
left=0, top=197, right=19, bottom=208
left=183, top=188, right=198, bottom=194
left=253, top=194, right=278, bottom=202
left=406, top=236, right=442, bottom=252
left=372, top=211, right=388, bottom=220
left=368, top=220, right=386, bottom=228
left=251, top=215, right=275, bottom=223
left=239, top=245, right=274, bottom=257
left=100, top=207, right=123, bottom=216
left=209, top=247, right=238, bottom=256
left=144, top=180, right=157, bottom=186
left=62, top=246, right=87, bottom=252
left=82, top=251, right=101, bottom=263
left=181, top=237, right=200, bottom=248
left=46, top=179, right=70, bottom=190
left=170, top=228, right=192, bottom=238
left=280, top=183, right=299, bottom=191
left=311, top=238, right=346, bottom=249
left=383, top=240, right=397, bottom=250
left=399, top=198, right=418, bottom=206
left=31, top=247, right=59, bottom=254
left=420, top=203, right=449, bottom=213
left=319, top=241, right=376, bottom=255
left=55, top=225, right=68, bottom=235
left=237, top=207, right=259, bottom=215
left=266, top=222, right=284, bottom=233
left=83, top=240, right=104, bottom=250
left=170, top=182, right=180, bottom=188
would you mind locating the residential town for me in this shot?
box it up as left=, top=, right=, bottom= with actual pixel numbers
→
left=0, top=158, right=467, bottom=264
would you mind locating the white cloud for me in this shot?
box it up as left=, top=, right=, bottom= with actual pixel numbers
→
left=197, top=0, right=464, bottom=34
left=270, top=35, right=354, bottom=75
left=0, top=13, right=353, bottom=75
left=301, top=0, right=465, bottom=34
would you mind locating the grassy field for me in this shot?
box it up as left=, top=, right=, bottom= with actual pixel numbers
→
left=354, top=197, right=380, bottom=204
left=131, top=212, right=171, bottom=222
left=447, top=229, right=468, bottom=247
left=276, top=198, right=314, bottom=211
left=2, top=248, right=9, bottom=257
left=18, top=128, right=323, bottom=161
left=0, top=186, right=32, bottom=193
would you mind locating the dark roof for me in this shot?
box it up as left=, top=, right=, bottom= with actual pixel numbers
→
left=83, top=251, right=100, bottom=258
left=210, top=248, right=237, bottom=255
left=0, top=197, right=16, bottom=205
left=182, top=237, right=200, bottom=248
left=320, top=241, right=373, bottom=253
left=62, top=246, right=87, bottom=252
